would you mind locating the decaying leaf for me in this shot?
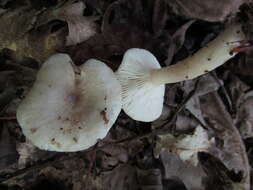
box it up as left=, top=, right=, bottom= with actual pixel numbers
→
left=167, top=0, right=246, bottom=21
left=154, top=125, right=215, bottom=166
left=16, top=140, right=56, bottom=169
left=67, top=0, right=170, bottom=67
left=199, top=92, right=251, bottom=190
left=223, top=74, right=253, bottom=138
left=0, top=125, right=18, bottom=169
left=36, top=1, right=99, bottom=46
left=0, top=1, right=98, bottom=62
left=0, top=13, right=67, bottom=62
left=165, top=20, right=195, bottom=65
left=137, top=168, right=163, bottom=190
left=152, top=0, right=168, bottom=35
left=237, top=96, right=253, bottom=139
left=160, top=152, right=207, bottom=190
left=198, top=152, right=247, bottom=190
left=183, top=73, right=223, bottom=126
left=102, top=164, right=139, bottom=190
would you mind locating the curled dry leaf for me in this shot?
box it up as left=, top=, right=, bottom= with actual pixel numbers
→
left=223, top=74, right=253, bottom=138
left=67, top=0, right=170, bottom=66
left=0, top=125, right=18, bottom=170
left=101, top=145, right=128, bottom=163
left=66, top=16, right=99, bottom=46
left=0, top=14, right=66, bottom=62
left=199, top=92, right=250, bottom=190
left=137, top=168, right=163, bottom=190
left=154, top=125, right=215, bottom=166
left=165, top=20, right=195, bottom=65
left=152, top=0, right=168, bottom=35
left=198, top=152, right=248, bottom=190
left=36, top=1, right=99, bottom=46
left=183, top=73, right=223, bottom=126
left=166, top=0, right=246, bottom=21
left=237, top=94, right=253, bottom=139
left=38, top=159, right=88, bottom=190
left=160, top=152, right=207, bottom=190
left=102, top=164, right=139, bottom=190
left=16, top=140, right=38, bottom=169
left=16, top=140, right=56, bottom=169
left=0, top=1, right=98, bottom=62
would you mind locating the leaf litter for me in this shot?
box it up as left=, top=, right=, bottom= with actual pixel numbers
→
left=0, top=0, right=253, bottom=189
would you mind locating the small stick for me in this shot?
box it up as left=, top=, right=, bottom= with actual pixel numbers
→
left=0, top=116, right=16, bottom=120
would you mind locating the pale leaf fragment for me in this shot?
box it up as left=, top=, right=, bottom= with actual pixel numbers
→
left=66, top=16, right=99, bottom=46
left=155, top=125, right=215, bottom=166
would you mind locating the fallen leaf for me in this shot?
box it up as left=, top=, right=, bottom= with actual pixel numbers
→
left=36, top=1, right=99, bottom=46
left=236, top=94, right=253, bottom=139
left=101, top=145, right=128, bottom=163
left=183, top=73, right=223, bottom=126
left=137, top=168, right=163, bottom=190
left=0, top=1, right=98, bottom=62
left=154, top=125, right=215, bottom=166
left=67, top=0, right=170, bottom=67
left=175, top=113, right=199, bottom=131
left=66, top=15, right=99, bottom=46
left=165, top=20, right=195, bottom=65
left=152, top=0, right=168, bottom=35
left=198, top=152, right=246, bottom=190
left=16, top=140, right=56, bottom=169
left=1, top=18, right=67, bottom=62
left=166, top=0, right=246, bottom=21
left=160, top=152, right=207, bottom=190
left=199, top=92, right=251, bottom=189
left=102, top=164, right=139, bottom=190
left=0, top=125, right=18, bottom=169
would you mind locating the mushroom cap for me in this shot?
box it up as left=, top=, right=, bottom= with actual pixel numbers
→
left=116, top=48, right=165, bottom=122
left=17, top=54, right=122, bottom=152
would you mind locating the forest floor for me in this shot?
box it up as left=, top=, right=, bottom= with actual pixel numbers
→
left=0, top=0, right=253, bottom=189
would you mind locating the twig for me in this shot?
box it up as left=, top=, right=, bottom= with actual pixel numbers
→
left=0, top=116, right=16, bottom=120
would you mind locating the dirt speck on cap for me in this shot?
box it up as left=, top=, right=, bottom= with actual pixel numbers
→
left=100, top=109, right=109, bottom=126
left=30, top=128, right=37, bottom=134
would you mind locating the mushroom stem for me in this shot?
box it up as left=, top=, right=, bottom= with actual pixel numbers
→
left=150, top=25, right=245, bottom=85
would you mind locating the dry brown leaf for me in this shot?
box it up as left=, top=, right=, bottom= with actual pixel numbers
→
left=67, top=0, right=170, bottom=67
left=198, top=152, right=247, bottom=190
left=236, top=93, right=253, bottom=139
left=66, top=15, right=99, bottom=46
left=165, top=20, right=195, bottom=65
left=0, top=1, right=98, bottom=62
left=102, top=164, right=139, bottom=190
left=0, top=125, right=18, bottom=170
left=36, top=1, right=99, bottom=46
left=16, top=140, right=56, bottom=169
left=101, top=145, right=128, bottom=163
left=167, top=0, right=246, bottom=21
left=137, top=168, right=163, bottom=190
left=160, top=152, right=207, bottom=190
left=183, top=74, right=223, bottom=126
left=199, top=92, right=250, bottom=190
left=152, top=0, right=167, bottom=35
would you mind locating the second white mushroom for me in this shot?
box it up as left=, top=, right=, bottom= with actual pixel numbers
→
left=117, top=24, right=245, bottom=122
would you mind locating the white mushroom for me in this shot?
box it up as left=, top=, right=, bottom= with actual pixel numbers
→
left=17, top=54, right=122, bottom=152
left=117, top=24, right=245, bottom=122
